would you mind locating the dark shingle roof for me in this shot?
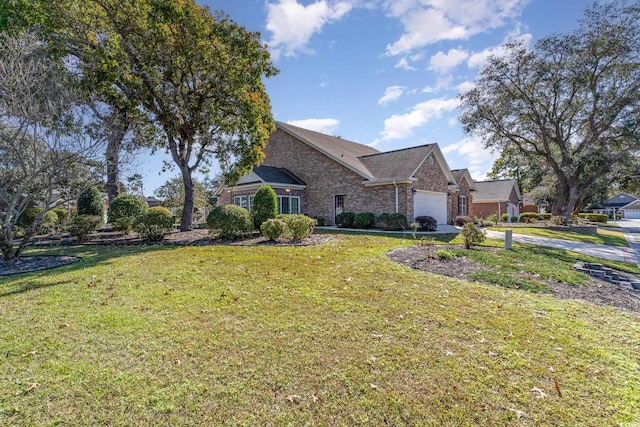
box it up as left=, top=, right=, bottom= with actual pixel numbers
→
left=622, top=200, right=640, bottom=210
left=253, top=166, right=305, bottom=186
left=359, top=145, right=436, bottom=180
left=606, top=193, right=638, bottom=208
left=473, top=179, right=520, bottom=202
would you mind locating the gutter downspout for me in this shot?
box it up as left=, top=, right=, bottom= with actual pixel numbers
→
left=393, top=180, right=399, bottom=214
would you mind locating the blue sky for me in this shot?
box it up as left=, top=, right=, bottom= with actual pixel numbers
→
left=136, top=0, right=592, bottom=195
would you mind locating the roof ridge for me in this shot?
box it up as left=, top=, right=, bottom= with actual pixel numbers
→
left=359, top=143, right=435, bottom=159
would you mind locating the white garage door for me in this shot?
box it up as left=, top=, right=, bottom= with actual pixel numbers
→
left=625, top=210, right=640, bottom=219
left=414, top=190, right=448, bottom=224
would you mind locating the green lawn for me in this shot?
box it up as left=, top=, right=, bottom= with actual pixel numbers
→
left=1, top=236, right=639, bottom=426
left=489, top=226, right=629, bottom=247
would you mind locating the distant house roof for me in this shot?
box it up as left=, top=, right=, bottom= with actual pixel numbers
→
left=473, top=179, right=521, bottom=202
left=606, top=193, right=638, bottom=208
left=622, top=200, right=640, bottom=210
left=145, top=196, right=162, bottom=207
left=450, top=169, right=477, bottom=191
left=276, top=121, right=456, bottom=185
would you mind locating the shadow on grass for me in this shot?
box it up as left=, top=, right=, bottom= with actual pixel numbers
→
left=316, top=228, right=459, bottom=243
left=0, top=279, right=73, bottom=298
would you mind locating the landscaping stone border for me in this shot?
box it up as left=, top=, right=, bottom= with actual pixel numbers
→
left=574, top=262, right=640, bottom=290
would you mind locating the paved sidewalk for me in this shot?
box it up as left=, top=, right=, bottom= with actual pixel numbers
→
left=484, top=229, right=639, bottom=266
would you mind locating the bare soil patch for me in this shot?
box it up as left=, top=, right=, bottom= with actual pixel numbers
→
left=388, top=245, right=640, bottom=313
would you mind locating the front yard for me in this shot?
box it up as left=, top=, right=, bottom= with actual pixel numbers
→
left=1, top=235, right=639, bottom=425
left=488, top=225, right=629, bottom=247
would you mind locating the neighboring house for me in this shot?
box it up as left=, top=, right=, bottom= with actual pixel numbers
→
left=450, top=169, right=476, bottom=219
left=521, top=193, right=547, bottom=214
left=593, top=193, right=639, bottom=218
left=472, top=179, right=522, bottom=220
left=217, top=121, right=461, bottom=225
left=145, top=196, right=163, bottom=208
left=622, top=199, right=640, bottom=219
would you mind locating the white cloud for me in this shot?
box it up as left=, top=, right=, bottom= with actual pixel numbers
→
left=395, top=57, right=416, bottom=71
left=287, top=118, right=341, bottom=134
left=266, top=0, right=353, bottom=58
left=428, top=48, right=469, bottom=74
left=442, top=136, right=496, bottom=166
left=383, top=0, right=530, bottom=56
left=374, top=97, right=460, bottom=143
left=467, top=33, right=532, bottom=68
left=456, top=81, right=476, bottom=94
left=378, top=85, right=406, bottom=105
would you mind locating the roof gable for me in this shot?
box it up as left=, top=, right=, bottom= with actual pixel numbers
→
left=276, top=122, right=379, bottom=180
left=622, top=200, right=640, bottom=210
left=606, top=193, right=638, bottom=207
left=451, top=169, right=477, bottom=191
left=473, top=179, right=521, bottom=202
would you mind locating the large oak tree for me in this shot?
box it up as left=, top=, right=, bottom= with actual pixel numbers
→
left=460, top=1, right=640, bottom=219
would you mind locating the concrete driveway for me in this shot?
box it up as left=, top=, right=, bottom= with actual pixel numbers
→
left=617, top=219, right=640, bottom=267
left=484, top=227, right=640, bottom=267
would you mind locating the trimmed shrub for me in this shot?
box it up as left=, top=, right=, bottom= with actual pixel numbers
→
left=377, top=213, right=408, bottom=230
left=52, top=207, right=71, bottom=225
left=551, top=215, right=565, bottom=225
left=206, top=205, right=252, bottom=240
left=519, top=212, right=539, bottom=223
left=578, top=213, right=608, bottom=223
left=17, top=208, right=59, bottom=234
left=437, top=249, right=455, bottom=260
left=335, top=212, right=355, bottom=228
left=77, top=187, right=103, bottom=216
left=314, top=216, right=325, bottom=226
left=134, top=207, right=174, bottom=241
left=539, top=213, right=552, bottom=220
left=277, top=214, right=316, bottom=240
left=108, top=194, right=148, bottom=225
left=461, top=222, right=485, bottom=249
left=487, top=213, right=499, bottom=224
left=113, top=217, right=135, bottom=234
left=260, top=218, right=287, bottom=241
left=67, top=215, right=101, bottom=242
left=501, top=213, right=510, bottom=222
left=251, top=185, right=278, bottom=229
left=415, top=215, right=437, bottom=232
left=454, top=215, right=472, bottom=226
left=353, top=212, right=375, bottom=229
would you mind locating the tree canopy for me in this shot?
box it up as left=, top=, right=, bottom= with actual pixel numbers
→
left=460, top=1, right=640, bottom=218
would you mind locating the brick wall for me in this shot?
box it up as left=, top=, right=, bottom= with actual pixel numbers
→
left=473, top=202, right=504, bottom=218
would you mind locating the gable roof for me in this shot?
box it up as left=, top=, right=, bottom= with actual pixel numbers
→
left=473, top=179, right=521, bottom=202
left=450, top=169, right=477, bottom=191
left=606, top=193, right=638, bottom=208
left=277, top=122, right=456, bottom=185
left=235, top=165, right=305, bottom=187
left=276, top=121, right=379, bottom=180
left=622, top=200, right=640, bottom=210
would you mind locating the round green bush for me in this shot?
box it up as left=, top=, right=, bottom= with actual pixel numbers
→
left=276, top=214, right=316, bottom=240
left=206, top=205, right=252, bottom=240
left=108, top=194, right=148, bottom=224
left=377, top=213, right=408, bottom=230
left=353, top=212, right=375, bottom=229
left=67, top=214, right=102, bottom=242
left=134, top=207, right=175, bottom=241
left=16, top=207, right=59, bottom=234
left=260, top=218, right=286, bottom=241
left=454, top=215, right=472, bottom=226
left=251, top=185, right=278, bottom=229
left=52, top=207, right=71, bottom=225
left=77, top=187, right=103, bottom=216
left=335, top=212, right=355, bottom=228
left=415, top=216, right=437, bottom=232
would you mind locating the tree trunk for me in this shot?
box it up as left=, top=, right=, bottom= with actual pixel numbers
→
left=179, top=167, right=194, bottom=231
left=1, top=230, right=16, bottom=262
left=552, top=177, right=581, bottom=224
left=105, top=110, right=129, bottom=203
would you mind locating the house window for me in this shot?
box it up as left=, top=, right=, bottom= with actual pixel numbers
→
left=459, top=188, right=467, bottom=215
left=233, top=195, right=254, bottom=212
left=233, top=196, right=248, bottom=210
left=277, top=196, right=300, bottom=214
left=335, top=195, right=345, bottom=219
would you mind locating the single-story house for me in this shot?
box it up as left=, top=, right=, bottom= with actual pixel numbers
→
left=472, top=179, right=522, bottom=220
left=521, top=193, right=547, bottom=214
left=217, top=121, right=466, bottom=226
left=593, top=193, right=639, bottom=218
left=622, top=199, right=640, bottom=219
left=145, top=196, right=163, bottom=208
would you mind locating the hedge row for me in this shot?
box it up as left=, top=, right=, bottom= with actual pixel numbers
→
left=336, top=212, right=409, bottom=231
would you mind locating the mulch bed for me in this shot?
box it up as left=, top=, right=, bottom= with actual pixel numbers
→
left=388, top=245, right=640, bottom=313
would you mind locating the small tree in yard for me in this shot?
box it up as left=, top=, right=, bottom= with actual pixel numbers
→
left=0, top=33, right=101, bottom=262
left=77, top=187, right=103, bottom=216
left=461, top=223, right=486, bottom=249
left=251, top=184, right=277, bottom=229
